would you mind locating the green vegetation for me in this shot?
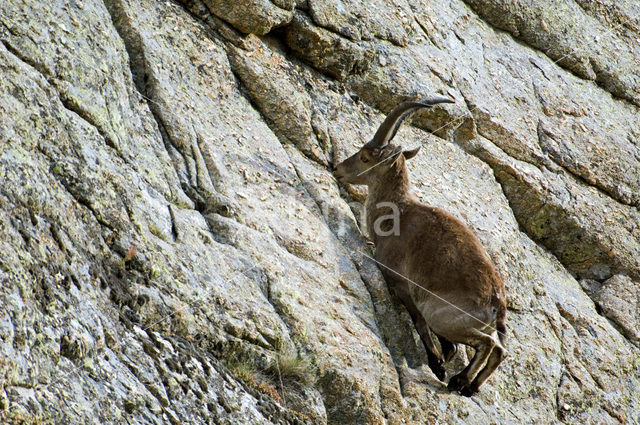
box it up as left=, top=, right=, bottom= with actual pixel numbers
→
left=221, top=341, right=319, bottom=412
left=223, top=345, right=260, bottom=385
left=0, top=410, right=54, bottom=425
left=267, top=349, right=318, bottom=387
left=148, top=224, right=167, bottom=241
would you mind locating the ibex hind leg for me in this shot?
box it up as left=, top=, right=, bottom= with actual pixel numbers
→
left=461, top=333, right=507, bottom=396
left=446, top=329, right=497, bottom=395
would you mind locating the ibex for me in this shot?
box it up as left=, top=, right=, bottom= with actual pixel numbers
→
left=333, top=98, right=507, bottom=396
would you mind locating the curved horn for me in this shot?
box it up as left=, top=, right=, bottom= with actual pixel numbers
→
left=365, top=96, right=454, bottom=148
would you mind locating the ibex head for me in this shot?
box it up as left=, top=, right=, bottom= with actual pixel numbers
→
left=333, top=97, right=454, bottom=186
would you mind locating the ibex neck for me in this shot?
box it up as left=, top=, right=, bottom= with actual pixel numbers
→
left=368, top=167, right=411, bottom=204
left=365, top=158, right=413, bottom=240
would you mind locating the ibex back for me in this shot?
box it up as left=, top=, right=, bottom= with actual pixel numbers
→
left=333, top=98, right=507, bottom=396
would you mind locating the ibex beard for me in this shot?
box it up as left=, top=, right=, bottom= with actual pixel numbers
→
left=333, top=97, right=507, bottom=396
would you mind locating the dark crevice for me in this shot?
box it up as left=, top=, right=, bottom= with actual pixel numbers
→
left=223, top=46, right=331, bottom=169
left=453, top=93, right=640, bottom=290
left=67, top=191, right=115, bottom=231
left=103, top=0, right=149, bottom=96
left=556, top=303, right=625, bottom=387
left=601, top=312, right=637, bottom=347
left=542, top=310, right=565, bottom=357
left=536, top=120, right=639, bottom=211
left=170, top=0, right=230, bottom=45
left=529, top=58, right=551, bottom=81
left=1, top=36, right=121, bottom=152
left=555, top=371, right=566, bottom=423
left=294, top=5, right=405, bottom=48
left=377, top=381, right=391, bottom=421
left=44, top=160, right=117, bottom=233
left=571, top=0, right=640, bottom=42
left=105, top=0, right=234, bottom=228
left=413, top=16, right=441, bottom=49
left=284, top=153, right=421, bottom=398
left=459, top=0, right=640, bottom=108
left=49, top=224, right=69, bottom=256
left=121, top=358, right=170, bottom=407
left=267, top=0, right=294, bottom=14
left=451, top=28, right=467, bottom=46
left=104, top=1, right=175, bottom=147
left=182, top=0, right=396, bottom=51
left=58, top=94, right=120, bottom=151
left=585, top=283, right=640, bottom=348
left=168, top=204, right=179, bottom=241
left=0, top=29, right=52, bottom=78
left=272, top=9, right=376, bottom=81
left=424, top=62, right=454, bottom=89
left=476, top=124, right=544, bottom=169
left=454, top=94, right=547, bottom=225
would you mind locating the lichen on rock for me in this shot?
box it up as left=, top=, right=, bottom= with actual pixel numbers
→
left=1, top=0, right=639, bottom=423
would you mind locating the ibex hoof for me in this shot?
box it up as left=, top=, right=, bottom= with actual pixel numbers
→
left=460, top=384, right=479, bottom=397
left=447, top=373, right=468, bottom=392
left=428, top=358, right=446, bottom=382
left=432, top=364, right=446, bottom=382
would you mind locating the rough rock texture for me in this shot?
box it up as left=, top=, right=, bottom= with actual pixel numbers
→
left=583, top=275, right=640, bottom=347
left=0, top=0, right=639, bottom=424
left=461, top=0, right=640, bottom=107
left=203, top=0, right=295, bottom=35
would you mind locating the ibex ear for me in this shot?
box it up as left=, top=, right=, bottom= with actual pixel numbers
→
left=403, top=147, right=421, bottom=160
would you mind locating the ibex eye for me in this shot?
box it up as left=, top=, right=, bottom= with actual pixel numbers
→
left=360, top=154, right=370, bottom=163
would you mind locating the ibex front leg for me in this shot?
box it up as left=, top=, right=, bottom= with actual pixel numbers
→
left=412, top=307, right=447, bottom=381
left=387, top=275, right=446, bottom=381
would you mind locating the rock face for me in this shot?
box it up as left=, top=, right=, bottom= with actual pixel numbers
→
left=0, top=0, right=638, bottom=424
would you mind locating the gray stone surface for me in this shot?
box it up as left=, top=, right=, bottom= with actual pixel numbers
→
left=285, top=11, right=376, bottom=81
left=460, top=0, right=640, bottom=107
left=202, top=0, right=295, bottom=35
left=0, top=0, right=639, bottom=424
left=588, top=275, right=640, bottom=347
